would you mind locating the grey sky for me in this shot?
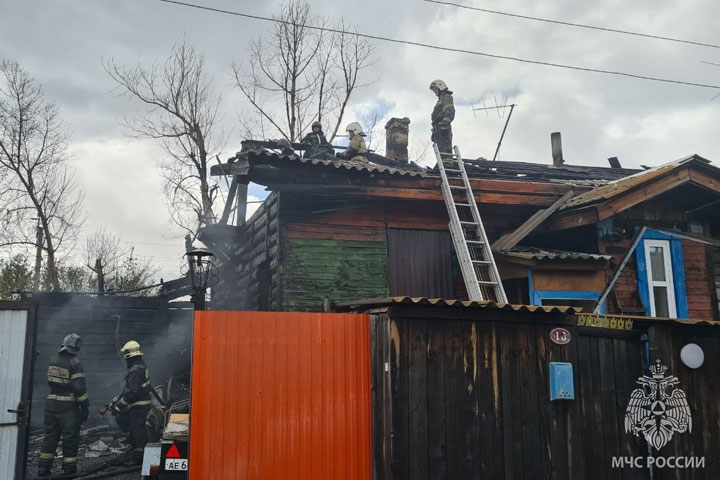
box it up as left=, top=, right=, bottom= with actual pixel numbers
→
left=2, top=0, right=719, bottom=280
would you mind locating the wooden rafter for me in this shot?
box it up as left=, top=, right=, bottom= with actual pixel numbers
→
left=492, top=189, right=575, bottom=252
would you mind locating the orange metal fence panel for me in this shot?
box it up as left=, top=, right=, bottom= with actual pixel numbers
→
left=189, top=311, right=372, bottom=480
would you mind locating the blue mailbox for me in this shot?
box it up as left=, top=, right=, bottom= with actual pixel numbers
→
left=549, top=362, right=575, bottom=401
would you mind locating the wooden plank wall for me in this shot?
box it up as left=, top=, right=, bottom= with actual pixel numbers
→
left=374, top=306, right=720, bottom=479
left=233, top=192, right=281, bottom=311
left=708, top=246, right=720, bottom=320
left=276, top=193, right=538, bottom=310
left=602, top=196, right=718, bottom=317
left=27, top=293, right=192, bottom=429
left=377, top=307, right=583, bottom=480
left=280, top=193, right=389, bottom=311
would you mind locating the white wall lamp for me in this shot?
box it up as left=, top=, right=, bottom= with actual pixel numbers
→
left=680, top=343, right=704, bottom=369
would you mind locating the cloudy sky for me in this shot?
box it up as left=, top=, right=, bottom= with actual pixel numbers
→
left=2, top=0, right=719, bottom=281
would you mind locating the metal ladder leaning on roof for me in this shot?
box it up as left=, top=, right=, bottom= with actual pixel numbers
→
left=435, top=144, right=508, bottom=303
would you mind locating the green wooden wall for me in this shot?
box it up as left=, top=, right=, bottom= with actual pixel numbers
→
left=281, top=238, right=389, bottom=310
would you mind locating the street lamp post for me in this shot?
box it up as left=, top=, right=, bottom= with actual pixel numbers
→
left=184, top=248, right=215, bottom=311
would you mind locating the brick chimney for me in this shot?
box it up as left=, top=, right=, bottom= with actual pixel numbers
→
left=385, top=117, right=411, bottom=163
left=550, top=132, right=564, bottom=166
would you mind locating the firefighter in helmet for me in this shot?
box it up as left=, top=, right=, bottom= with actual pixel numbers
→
left=301, top=121, right=334, bottom=158
left=429, top=79, right=455, bottom=165
left=113, top=340, right=152, bottom=465
left=336, top=122, right=368, bottom=163
left=38, top=333, right=89, bottom=476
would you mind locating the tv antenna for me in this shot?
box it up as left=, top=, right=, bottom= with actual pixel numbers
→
left=472, top=99, right=517, bottom=161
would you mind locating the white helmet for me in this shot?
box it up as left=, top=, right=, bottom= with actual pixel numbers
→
left=346, top=122, right=364, bottom=136
left=429, top=79, right=448, bottom=91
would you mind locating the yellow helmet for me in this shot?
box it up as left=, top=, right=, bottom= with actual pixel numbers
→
left=121, top=340, right=143, bottom=359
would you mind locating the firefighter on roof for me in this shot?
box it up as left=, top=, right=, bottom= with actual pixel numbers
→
left=302, top=121, right=335, bottom=158
left=429, top=79, right=455, bottom=165
left=38, top=333, right=89, bottom=476
left=113, top=340, right=152, bottom=465
left=337, top=122, right=368, bottom=163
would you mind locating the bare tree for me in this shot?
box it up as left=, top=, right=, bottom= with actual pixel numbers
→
left=104, top=40, right=225, bottom=237
left=0, top=59, right=85, bottom=291
left=85, top=228, right=122, bottom=292
left=84, top=229, right=159, bottom=294
left=232, top=0, right=375, bottom=143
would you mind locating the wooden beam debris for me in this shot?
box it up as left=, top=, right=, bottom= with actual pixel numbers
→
left=492, top=189, right=575, bottom=252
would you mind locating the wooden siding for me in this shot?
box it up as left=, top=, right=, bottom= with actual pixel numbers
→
left=601, top=237, right=715, bottom=318
left=281, top=238, right=389, bottom=311
left=683, top=241, right=714, bottom=320
left=712, top=246, right=720, bottom=320
left=190, top=311, right=372, bottom=480
left=233, top=192, right=281, bottom=310
left=387, top=229, right=455, bottom=298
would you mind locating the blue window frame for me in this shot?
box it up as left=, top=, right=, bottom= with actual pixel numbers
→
left=635, top=230, right=688, bottom=319
left=528, top=269, right=606, bottom=313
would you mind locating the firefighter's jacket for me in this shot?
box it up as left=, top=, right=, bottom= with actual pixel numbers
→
left=341, top=135, right=368, bottom=163
left=46, top=351, right=89, bottom=411
left=431, top=90, right=455, bottom=131
left=118, top=358, right=152, bottom=410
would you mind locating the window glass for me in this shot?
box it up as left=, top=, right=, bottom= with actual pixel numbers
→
left=653, top=286, right=670, bottom=317
left=649, top=246, right=666, bottom=282
left=643, top=239, right=676, bottom=318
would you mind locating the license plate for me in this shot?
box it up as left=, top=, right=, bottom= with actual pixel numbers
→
left=165, top=459, right=188, bottom=471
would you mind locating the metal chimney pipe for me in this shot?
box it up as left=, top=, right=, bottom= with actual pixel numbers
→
left=551, top=132, right=564, bottom=166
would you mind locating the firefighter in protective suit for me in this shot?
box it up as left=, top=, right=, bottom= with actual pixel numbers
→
left=113, top=340, right=152, bottom=465
left=38, top=333, right=89, bottom=476
left=336, top=122, right=368, bottom=162
left=429, top=79, right=455, bottom=165
left=301, top=121, right=335, bottom=159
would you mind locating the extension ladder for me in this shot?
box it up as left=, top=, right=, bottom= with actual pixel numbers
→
left=435, top=144, right=507, bottom=303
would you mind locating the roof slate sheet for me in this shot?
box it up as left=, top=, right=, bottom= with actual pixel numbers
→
left=334, top=296, right=579, bottom=314
left=500, top=247, right=612, bottom=261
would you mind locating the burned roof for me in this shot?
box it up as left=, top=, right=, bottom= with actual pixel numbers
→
left=211, top=144, right=645, bottom=185
left=462, top=158, right=642, bottom=183
left=560, top=154, right=717, bottom=210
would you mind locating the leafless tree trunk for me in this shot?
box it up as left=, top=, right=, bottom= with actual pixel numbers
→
left=232, top=0, right=375, bottom=143
left=104, top=40, right=225, bottom=237
left=85, top=228, right=122, bottom=293
left=0, top=59, right=85, bottom=291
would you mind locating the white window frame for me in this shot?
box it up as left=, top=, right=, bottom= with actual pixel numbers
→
left=643, top=239, right=677, bottom=318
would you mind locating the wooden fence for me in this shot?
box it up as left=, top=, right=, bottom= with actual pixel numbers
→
left=366, top=303, right=720, bottom=480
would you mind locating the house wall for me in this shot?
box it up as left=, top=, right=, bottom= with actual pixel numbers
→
left=711, top=246, right=720, bottom=318
left=597, top=191, right=718, bottom=319
left=212, top=192, right=281, bottom=311
left=279, top=193, right=389, bottom=310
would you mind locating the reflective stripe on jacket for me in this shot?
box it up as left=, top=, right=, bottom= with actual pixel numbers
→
left=46, top=351, right=89, bottom=407
left=119, top=359, right=152, bottom=409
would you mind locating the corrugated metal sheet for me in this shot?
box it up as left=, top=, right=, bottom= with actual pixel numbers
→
left=560, top=154, right=714, bottom=210
left=189, top=311, right=372, bottom=480
left=0, top=309, right=27, bottom=480
left=388, top=229, right=455, bottom=298
left=500, top=247, right=612, bottom=261
left=334, top=296, right=579, bottom=314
